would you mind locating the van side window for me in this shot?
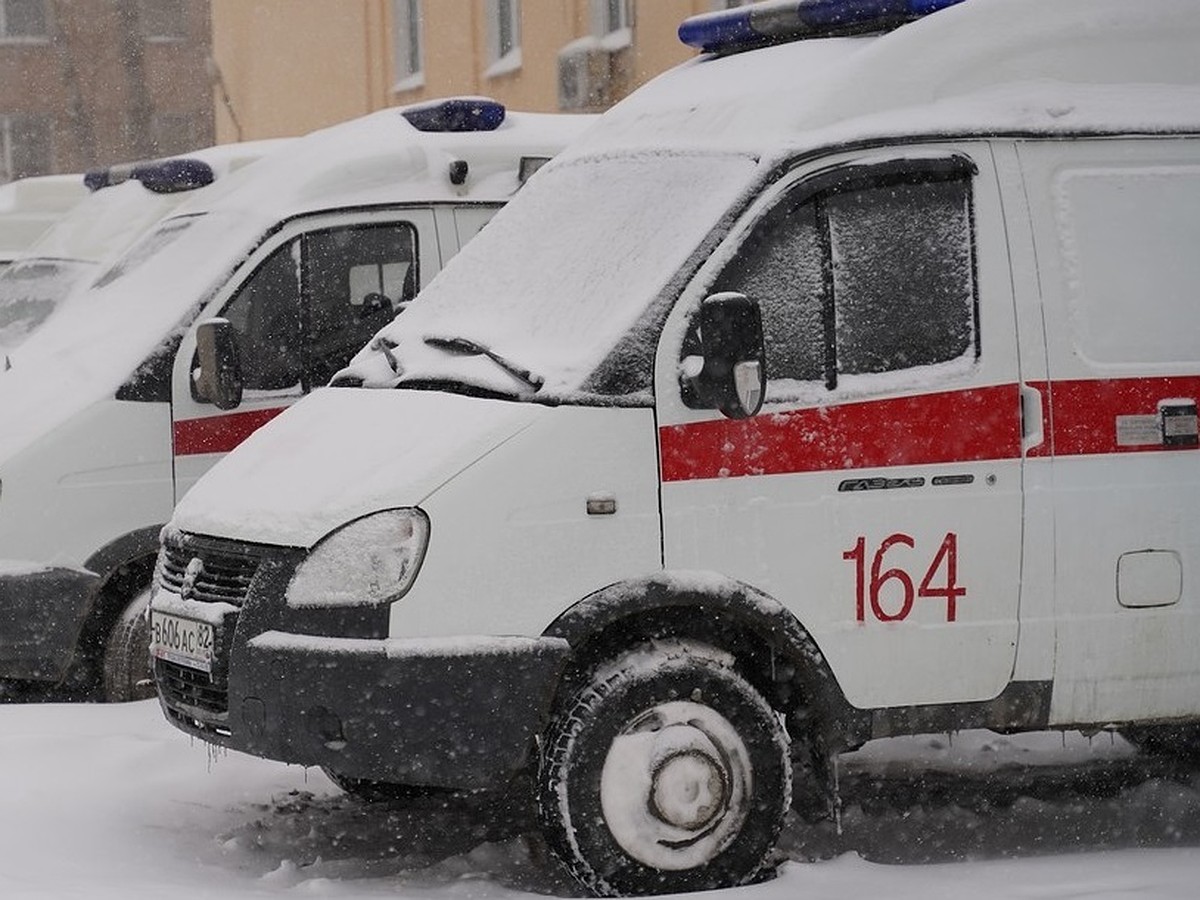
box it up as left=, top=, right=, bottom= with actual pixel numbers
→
left=221, top=241, right=303, bottom=392
left=685, top=165, right=977, bottom=406
left=214, top=221, right=418, bottom=396
left=304, top=222, right=418, bottom=387
left=711, top=196, right=826, bottom=384
left=827, top=177, right=975, bottom=377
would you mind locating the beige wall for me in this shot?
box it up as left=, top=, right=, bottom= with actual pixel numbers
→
left=211, top=1, right=716, bottom=142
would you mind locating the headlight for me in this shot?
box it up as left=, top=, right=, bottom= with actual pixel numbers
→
left=287, top=509, right=430, bottom=608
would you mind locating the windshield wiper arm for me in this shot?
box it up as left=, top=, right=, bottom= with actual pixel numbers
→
left=424, top=335, right=544, bottom=391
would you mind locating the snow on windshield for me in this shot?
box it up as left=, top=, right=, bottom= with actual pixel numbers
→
left=358, top=150, right=760, bottom=398
left=0, top=257, right=97, bottom=353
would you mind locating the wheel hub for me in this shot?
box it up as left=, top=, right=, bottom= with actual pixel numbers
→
left=650, top=748, right=728, bottom=830
left=600, top=700, right=753, bottom=870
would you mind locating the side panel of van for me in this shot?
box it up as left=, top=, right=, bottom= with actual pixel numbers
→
left=1020, top=138, right=1200, bottom=725
left=655, top=143, right=1026, bottom=709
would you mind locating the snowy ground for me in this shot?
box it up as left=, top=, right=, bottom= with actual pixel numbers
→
left=3, top=699, right=1200, bottom=899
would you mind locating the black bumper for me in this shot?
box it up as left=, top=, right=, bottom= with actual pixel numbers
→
left=157, top=611, right=570, bottom=789
left=0, top=565, right=98, bottom=681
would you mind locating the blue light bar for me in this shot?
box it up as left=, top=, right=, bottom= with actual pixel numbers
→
left=84, top=157, right=215, bottom=194
left=401, top=97, right=506, bottom=133
left=679, top=0, right=968, bottom=53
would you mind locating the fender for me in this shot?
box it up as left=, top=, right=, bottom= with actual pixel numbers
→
left=83, top=524, right=164, bottom=590
left=542, top=570, right=869, bottom=750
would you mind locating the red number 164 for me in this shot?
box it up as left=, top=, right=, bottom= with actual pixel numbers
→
left=844, top=532, right=965, bottom=623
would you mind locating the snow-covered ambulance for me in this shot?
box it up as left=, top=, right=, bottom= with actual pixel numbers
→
left=153, top=0, right=1200, bottom=895
left=0, top=100, right=589, bottom=702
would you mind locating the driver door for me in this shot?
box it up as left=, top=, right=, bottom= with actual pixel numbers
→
left=171, top=208, right=437, bottom=501
left=655, top=145, right=1025, bottom=710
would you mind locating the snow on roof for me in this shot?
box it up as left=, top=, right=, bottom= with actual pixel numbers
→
left=170, top=107, right=596, bottom=222
left=19, top=139, right=293, bottom=266
left=576, top=0, right=1200, bottom=160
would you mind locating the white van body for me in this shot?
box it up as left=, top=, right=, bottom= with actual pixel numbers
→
left=0, top=142, right=287, bottom=356
left=0, top=102, right=590, bottom=701
left=0, top=174, right=88, bottom=270
left=154, top=1, right=1200, bottom=895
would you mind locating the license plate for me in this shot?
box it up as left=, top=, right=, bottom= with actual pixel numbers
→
left=151, top=612, right=215, bottom=673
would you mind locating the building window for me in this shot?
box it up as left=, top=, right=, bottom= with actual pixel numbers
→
left=591, top=0, right=631, bottom=50
left=0, top=115, right=52, bottom=183
left=0, top=0, right=48, bottom=40
left=484, top=0, right=521, bottom=77
left=392, top=0, right=424, bottom=91
left=140, top=0, right=189, bottom=41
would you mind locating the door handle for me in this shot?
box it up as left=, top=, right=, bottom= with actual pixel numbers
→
left=1020, top=384, right=1045, bottom=453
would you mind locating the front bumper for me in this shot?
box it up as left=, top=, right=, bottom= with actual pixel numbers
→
left=0, top=563, right=98, bottom=681
left=152, top=532, right=570, bottom=790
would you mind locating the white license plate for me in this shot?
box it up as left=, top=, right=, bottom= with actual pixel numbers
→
left=151, top=612, right=215, bottom=673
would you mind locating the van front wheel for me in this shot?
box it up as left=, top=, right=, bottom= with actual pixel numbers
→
left=537, top=639, right=791, bottom=897
left=102, top=588, right=155, bottom=702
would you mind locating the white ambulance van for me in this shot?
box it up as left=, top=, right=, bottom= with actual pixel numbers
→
left=0, top=99, right=589, bottom=702
left=0, top=174, right=88, bottom=271
left=0, top=142, right=286, bottom=357
left=152, top=0, right=1200, bottom=894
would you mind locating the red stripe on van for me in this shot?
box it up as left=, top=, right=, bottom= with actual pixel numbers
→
left=1040, top=376, right=1200, bottom=457
left=173, top=407, right=287, bottom=456
left=659, top=384, right=1022, bottom=482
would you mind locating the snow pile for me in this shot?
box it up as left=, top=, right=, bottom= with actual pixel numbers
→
left=5, top=700, right=1200, bottom=899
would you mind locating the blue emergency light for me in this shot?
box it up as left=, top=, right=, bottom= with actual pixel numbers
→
left=401, top=97, right=506, bottom=133
left=84, top=157, right=215, bottom=194
left=679, top=0, right=968, bottom=53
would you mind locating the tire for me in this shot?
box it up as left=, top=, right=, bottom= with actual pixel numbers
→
left=1120, top=723, right=1200, bottom=763
left=538, top=639, right=791, bottom=897
left=102, top=588, right=155, bottom=703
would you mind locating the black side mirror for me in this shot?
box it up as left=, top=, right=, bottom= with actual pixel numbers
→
left=193, top=318, right=244, bottom=410
left=683, top=292, right=766, bottom=419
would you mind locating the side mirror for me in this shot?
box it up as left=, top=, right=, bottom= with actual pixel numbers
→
left=193, top=318, right=244, bottom=410
left=683, top=292, right=766, bottom=419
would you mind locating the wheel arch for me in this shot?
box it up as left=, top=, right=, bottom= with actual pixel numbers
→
left=74, top=525, right=163, bottom=665
left=542, top=571, right=868, bottom=752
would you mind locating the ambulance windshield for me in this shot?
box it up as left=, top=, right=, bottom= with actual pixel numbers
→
left=349, top=150, right=760, bottom=402
left=0, top=257, right=98, bottom=354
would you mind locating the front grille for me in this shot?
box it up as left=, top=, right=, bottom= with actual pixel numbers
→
left=155, top=534, right=269, bottom=721
left=156, top=658, right=229, bottom=719
left=158, top=541, right=260, bottom=606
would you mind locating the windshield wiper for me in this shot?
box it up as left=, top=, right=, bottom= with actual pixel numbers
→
left=424, top=335, right=544, bottom=391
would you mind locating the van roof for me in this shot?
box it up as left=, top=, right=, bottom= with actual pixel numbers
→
left=576, top=0, right=1200, bottom=162
left=170, top=104, right=596, bottom=224
left=16, top=139, right=291, bottom=266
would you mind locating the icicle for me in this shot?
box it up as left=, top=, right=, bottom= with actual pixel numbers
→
left=833, top=754, right=843, bottom=837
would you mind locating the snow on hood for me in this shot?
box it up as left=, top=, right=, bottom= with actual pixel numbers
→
left=170, top=388, right=543, bottom=547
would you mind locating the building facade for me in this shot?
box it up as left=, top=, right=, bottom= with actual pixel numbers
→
left=0, top=0, right=216, bottom=183
left=210, top=1, right=740, bottom=143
